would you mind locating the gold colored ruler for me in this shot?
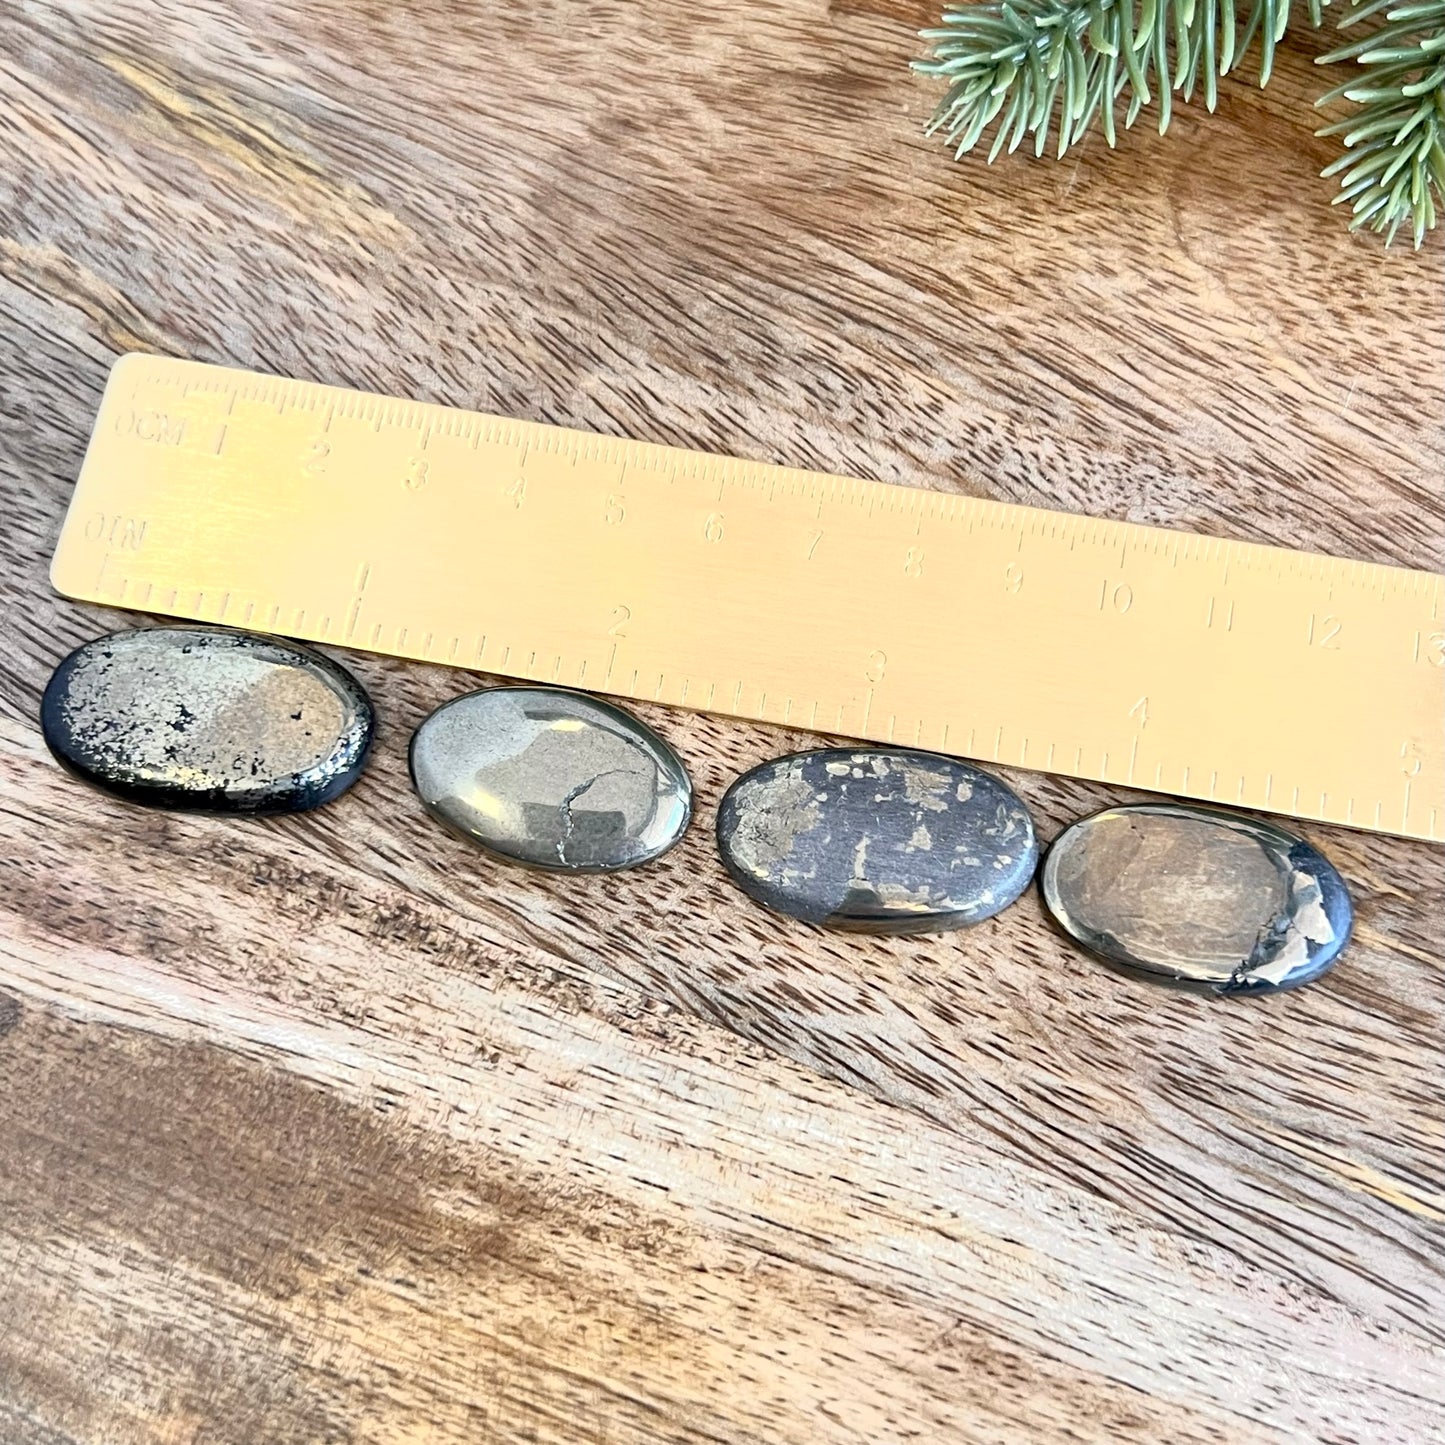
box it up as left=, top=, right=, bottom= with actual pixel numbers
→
left=51, top=354, right=1444, bottom=842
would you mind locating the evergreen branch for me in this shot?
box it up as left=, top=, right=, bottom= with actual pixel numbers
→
left=1315, top=0, right=1445, bottom=245
left=915, top=0, right=1322, bottom=162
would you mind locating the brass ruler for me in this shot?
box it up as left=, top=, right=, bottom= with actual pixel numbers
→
left=51, top=354, right=1444, bottom=843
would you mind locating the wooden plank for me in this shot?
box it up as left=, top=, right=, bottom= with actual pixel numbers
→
left=0, top=1, right=1442, bottom=1441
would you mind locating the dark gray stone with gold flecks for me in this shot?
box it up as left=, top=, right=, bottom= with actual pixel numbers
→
left=409, top=686, right=692, bottom=872
left=716, top=748, right=1037, bottom=934
left=40, top=627, right=374, bottom=813
left=1040, top=803, right=1353, bottom=994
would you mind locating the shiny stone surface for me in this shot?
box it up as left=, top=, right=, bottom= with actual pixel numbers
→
left=1040, top=804, right=1353, bottom=994
left=716, top=748, right=1038, bottom=933
left=409, top=687, right=691, bottom=872
left=41, top=627, right=374, bottom=813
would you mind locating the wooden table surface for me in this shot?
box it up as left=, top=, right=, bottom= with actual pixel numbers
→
left=2, top=3, right=1442, bottom=1441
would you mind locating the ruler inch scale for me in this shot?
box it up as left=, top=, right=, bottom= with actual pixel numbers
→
left=50, top=354, right=1445, bottom=843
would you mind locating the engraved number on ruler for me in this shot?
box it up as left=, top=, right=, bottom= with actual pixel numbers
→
left=1100, top=578, right=1133, bottom=613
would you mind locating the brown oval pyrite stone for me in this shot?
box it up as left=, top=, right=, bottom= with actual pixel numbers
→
left=40, top=627, right=375, bottom=813
left=1040, top=804, right=1354, bottom=994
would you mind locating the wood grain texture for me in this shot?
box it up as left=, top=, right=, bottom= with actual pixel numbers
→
left=0, top=2, right=1442, bottom=1441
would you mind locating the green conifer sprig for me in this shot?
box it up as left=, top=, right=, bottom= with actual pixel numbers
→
left=915, top=0, right=1445, bottom=245
left=1316, top=0, right=1445, bottom=245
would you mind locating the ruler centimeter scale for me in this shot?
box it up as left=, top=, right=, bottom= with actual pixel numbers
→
left=51, top=354, right=1445, bottom=843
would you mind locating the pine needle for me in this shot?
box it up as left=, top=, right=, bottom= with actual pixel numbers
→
left=1316, top=0, right=1445, bottom=246
left=916, top=0, right=1445, bottom=244
left=915, top=0, right=1318, bottom=163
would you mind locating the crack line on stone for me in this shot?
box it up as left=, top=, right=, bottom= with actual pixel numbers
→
left=556, top=767, right=648, bottom=865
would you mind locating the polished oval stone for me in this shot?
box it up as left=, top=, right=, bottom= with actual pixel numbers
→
left=409, top=687, right=692, bottom=872
left=716, top=748, right=1038, bottom=933
left=1040, top=804, right=1353, bottom=994
left=41, top=627, right=374, bottom=813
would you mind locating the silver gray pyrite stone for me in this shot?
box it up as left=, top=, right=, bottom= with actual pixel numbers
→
left=40, top=627, right=375, bottom=813
left=1040, top=803, right=1354, bottom=994
left=716, top=748, right=1038, bottom=933
left=409, top=686, right=692, bottom=872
